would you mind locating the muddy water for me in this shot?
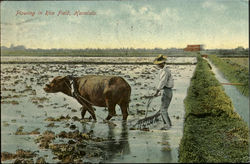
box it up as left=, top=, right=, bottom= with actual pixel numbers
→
left=206, top=59, right=249, bottom=126
left=1, top=59, right=196, bottom=163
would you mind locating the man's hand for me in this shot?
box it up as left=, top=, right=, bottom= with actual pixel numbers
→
left=154, top=89, right=160, bottom=97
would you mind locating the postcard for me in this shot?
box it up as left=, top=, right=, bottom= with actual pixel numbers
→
left=1, top=0, right=249, bottom=163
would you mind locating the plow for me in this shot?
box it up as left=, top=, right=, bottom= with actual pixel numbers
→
left=130, top=95, right=163, bottom=129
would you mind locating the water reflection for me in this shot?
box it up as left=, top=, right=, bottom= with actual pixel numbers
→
left=105, top=122, right=130, bottom=161
left=80, top=121, right=130, bottom=162
left=81, top=121, right=96, bottom=132
left=160, top=132, right=172, bottom=162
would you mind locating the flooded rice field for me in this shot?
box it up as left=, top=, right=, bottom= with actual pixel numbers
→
left=1, top=56, right=197, bottom=65
left=1, top=58, right=196, bottom=163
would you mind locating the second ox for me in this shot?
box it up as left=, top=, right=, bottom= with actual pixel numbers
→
left=44, top=75, right=131, bottom=121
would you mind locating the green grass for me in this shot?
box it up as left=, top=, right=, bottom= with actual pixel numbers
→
left=1, top=49, right=197, bottom=57
left=221, top=58, right=249, bottom=69
left=178, top=55, right=249, bottom=163
left=180, top=115, right=249, bottom=163
left=208, top=55, right=249, bottom=97
left=1, top=50, right=154, bottom=57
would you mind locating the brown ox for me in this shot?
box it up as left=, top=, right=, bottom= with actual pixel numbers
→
left=43, top=75, right=131, bottom=121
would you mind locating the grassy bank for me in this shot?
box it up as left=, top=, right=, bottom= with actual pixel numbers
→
left=221, top=58, right=249, bottom=68
left=178, top=56, right=249, bottom=163
left=208, top=55, right=249, bottom=97
left=1, top=50, right=157, bottom=57
left=1, top=49, right=197, bottom=57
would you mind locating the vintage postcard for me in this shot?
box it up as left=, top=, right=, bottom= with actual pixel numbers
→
left=1, top=0, right=249, bottom=163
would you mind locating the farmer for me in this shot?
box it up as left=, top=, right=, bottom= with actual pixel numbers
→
left=153, top=54, right=174, bottom=130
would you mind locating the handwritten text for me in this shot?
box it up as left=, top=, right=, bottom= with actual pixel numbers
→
left=16, top=10, right=96, bottom=17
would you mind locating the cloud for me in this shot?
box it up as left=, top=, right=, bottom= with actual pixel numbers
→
left=239, top=0, right=248, bottom=4
left=1, top=18, right=43, bottom=26
left=67, top=15, right=82, bottom=24
left=125, top=5, right=160, bottom=21
left=1, top=22, right=12, bottom=25
left=1, top=17, right=48, bottom=47
left=16, top=18, right=39, bottom=25
left=202, top=1, right=227, bottom=11
left=161, top=8, right=181, bottom=22
left=139, top=6, right=153, bottom=15
left=121, top=4, right=181, bottom=23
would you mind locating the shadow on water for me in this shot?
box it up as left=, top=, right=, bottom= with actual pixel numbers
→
left=89, top=120, right=174, bottom=163
left=80, top=121, right=131, bottom=162
left=104, top=122, right=131, bottom=161
left=102, top=122, right=173, bottom=163
left=160, top=132, right=172, bottom=162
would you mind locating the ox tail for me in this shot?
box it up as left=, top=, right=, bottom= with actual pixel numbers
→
left=126, top=85, right=131, bottom=113
left=124, top=79, right=131, bottom=113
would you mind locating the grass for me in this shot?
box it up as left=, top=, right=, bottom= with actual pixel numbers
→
left=1, top=49, right=197, bottom=57
left=208, top=55, right=249, bottom=97
left=178, top=55, right=249, bottom=163
left=221, top=58, right=249, bottom=68
left=180, top=115, right=249, bottom=163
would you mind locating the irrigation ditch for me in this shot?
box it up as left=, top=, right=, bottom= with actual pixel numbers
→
left=208, top=55, right=249, bottom=97
left=179, top=55, right=249, bottom=163
left=206, top=58, right=249, bottom=126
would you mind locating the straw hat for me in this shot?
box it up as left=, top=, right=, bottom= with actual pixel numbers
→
left=153, top=54, right=167, bottom=65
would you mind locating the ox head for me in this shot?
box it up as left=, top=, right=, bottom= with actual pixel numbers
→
left=44, top=76, right=71, bottom=95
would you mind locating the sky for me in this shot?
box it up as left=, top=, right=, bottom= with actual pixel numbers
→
left=1, top=0, right=249, bottom=49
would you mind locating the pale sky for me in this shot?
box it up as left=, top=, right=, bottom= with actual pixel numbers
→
left=1, top=0, right=249, bottom=49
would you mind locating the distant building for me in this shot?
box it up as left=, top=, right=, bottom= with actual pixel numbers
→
left=184, top=45, right=204, bottom=51
left=9, top=44, right=26, bottom=50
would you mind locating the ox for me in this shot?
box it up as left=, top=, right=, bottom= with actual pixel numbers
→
left=43, top=75, right=131, bottom=121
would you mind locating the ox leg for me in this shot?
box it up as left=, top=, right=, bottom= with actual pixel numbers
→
left=120, top=102, right=128, bottom=121
left=105, top=98, right=116, bottom=115
left=83, top=104, right=96, bottom=120
left=88, top=106, right=97, bottom=121
left=106, top=102, right=116, bottom=120
left=80, top=106, right=87, bottom=119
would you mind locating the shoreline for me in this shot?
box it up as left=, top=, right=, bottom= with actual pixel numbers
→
left=0, top=61, right=197, bottom=65
left=0, top=56, right=197, bottom=65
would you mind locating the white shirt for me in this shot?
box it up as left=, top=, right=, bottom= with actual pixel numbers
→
left=157, top=65, right=174, bottom=90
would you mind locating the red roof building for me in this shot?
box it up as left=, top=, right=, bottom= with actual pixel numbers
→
left=184, top=45, right=203, bottom=51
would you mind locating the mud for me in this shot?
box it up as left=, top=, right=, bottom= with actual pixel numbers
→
left=1, top=149, right=37, bottom=162
left=44, top=115, right=71, bottom=122
left=1, top=57, right=196, bottom=163
left=35, top=130, right=56, bottom=149
left=15, top=126, right=40, bottom=135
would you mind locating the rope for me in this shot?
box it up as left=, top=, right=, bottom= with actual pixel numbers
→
left=64, top=76, right=116, bottom=126
left=145, top=96, right=154, bottom=118
left=64, top=77, right=95, bottom=106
